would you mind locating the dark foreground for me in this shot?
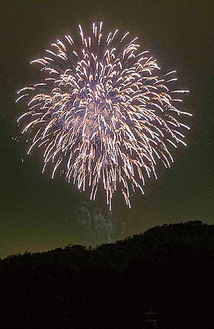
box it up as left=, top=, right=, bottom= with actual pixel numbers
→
left=0, top=221, right=213, bottom=329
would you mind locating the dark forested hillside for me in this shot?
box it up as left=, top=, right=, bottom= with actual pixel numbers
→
left=0, top=221, right=213, bottom=329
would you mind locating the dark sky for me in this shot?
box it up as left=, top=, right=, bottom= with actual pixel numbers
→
left=0, top=0, right=213, bottom=259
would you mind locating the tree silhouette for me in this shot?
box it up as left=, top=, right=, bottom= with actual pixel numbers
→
left=0, top=221, right=213, bottom=329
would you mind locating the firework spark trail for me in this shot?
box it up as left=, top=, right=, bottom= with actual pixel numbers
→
left=16, top=22, right=191, bottom=210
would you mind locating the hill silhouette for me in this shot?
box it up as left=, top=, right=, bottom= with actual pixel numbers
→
left=0, top=220, right=213, bottom=329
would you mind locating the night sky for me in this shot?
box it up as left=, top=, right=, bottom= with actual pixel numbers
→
left=0, top=0, right=213, bottom=259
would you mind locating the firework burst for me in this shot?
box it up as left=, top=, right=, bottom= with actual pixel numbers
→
left=16, top=22, right=191, bottom=210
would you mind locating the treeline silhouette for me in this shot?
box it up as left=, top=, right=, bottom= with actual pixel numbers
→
left=0, top=221, right=213, bottom=329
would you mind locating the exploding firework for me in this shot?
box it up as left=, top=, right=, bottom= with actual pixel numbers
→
left=16, top=22, right=191, bottom=210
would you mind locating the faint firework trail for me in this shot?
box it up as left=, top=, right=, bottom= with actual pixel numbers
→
left=16, top=22, right=191, bottom=210
left=75, top=202, right=120, bottom=245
